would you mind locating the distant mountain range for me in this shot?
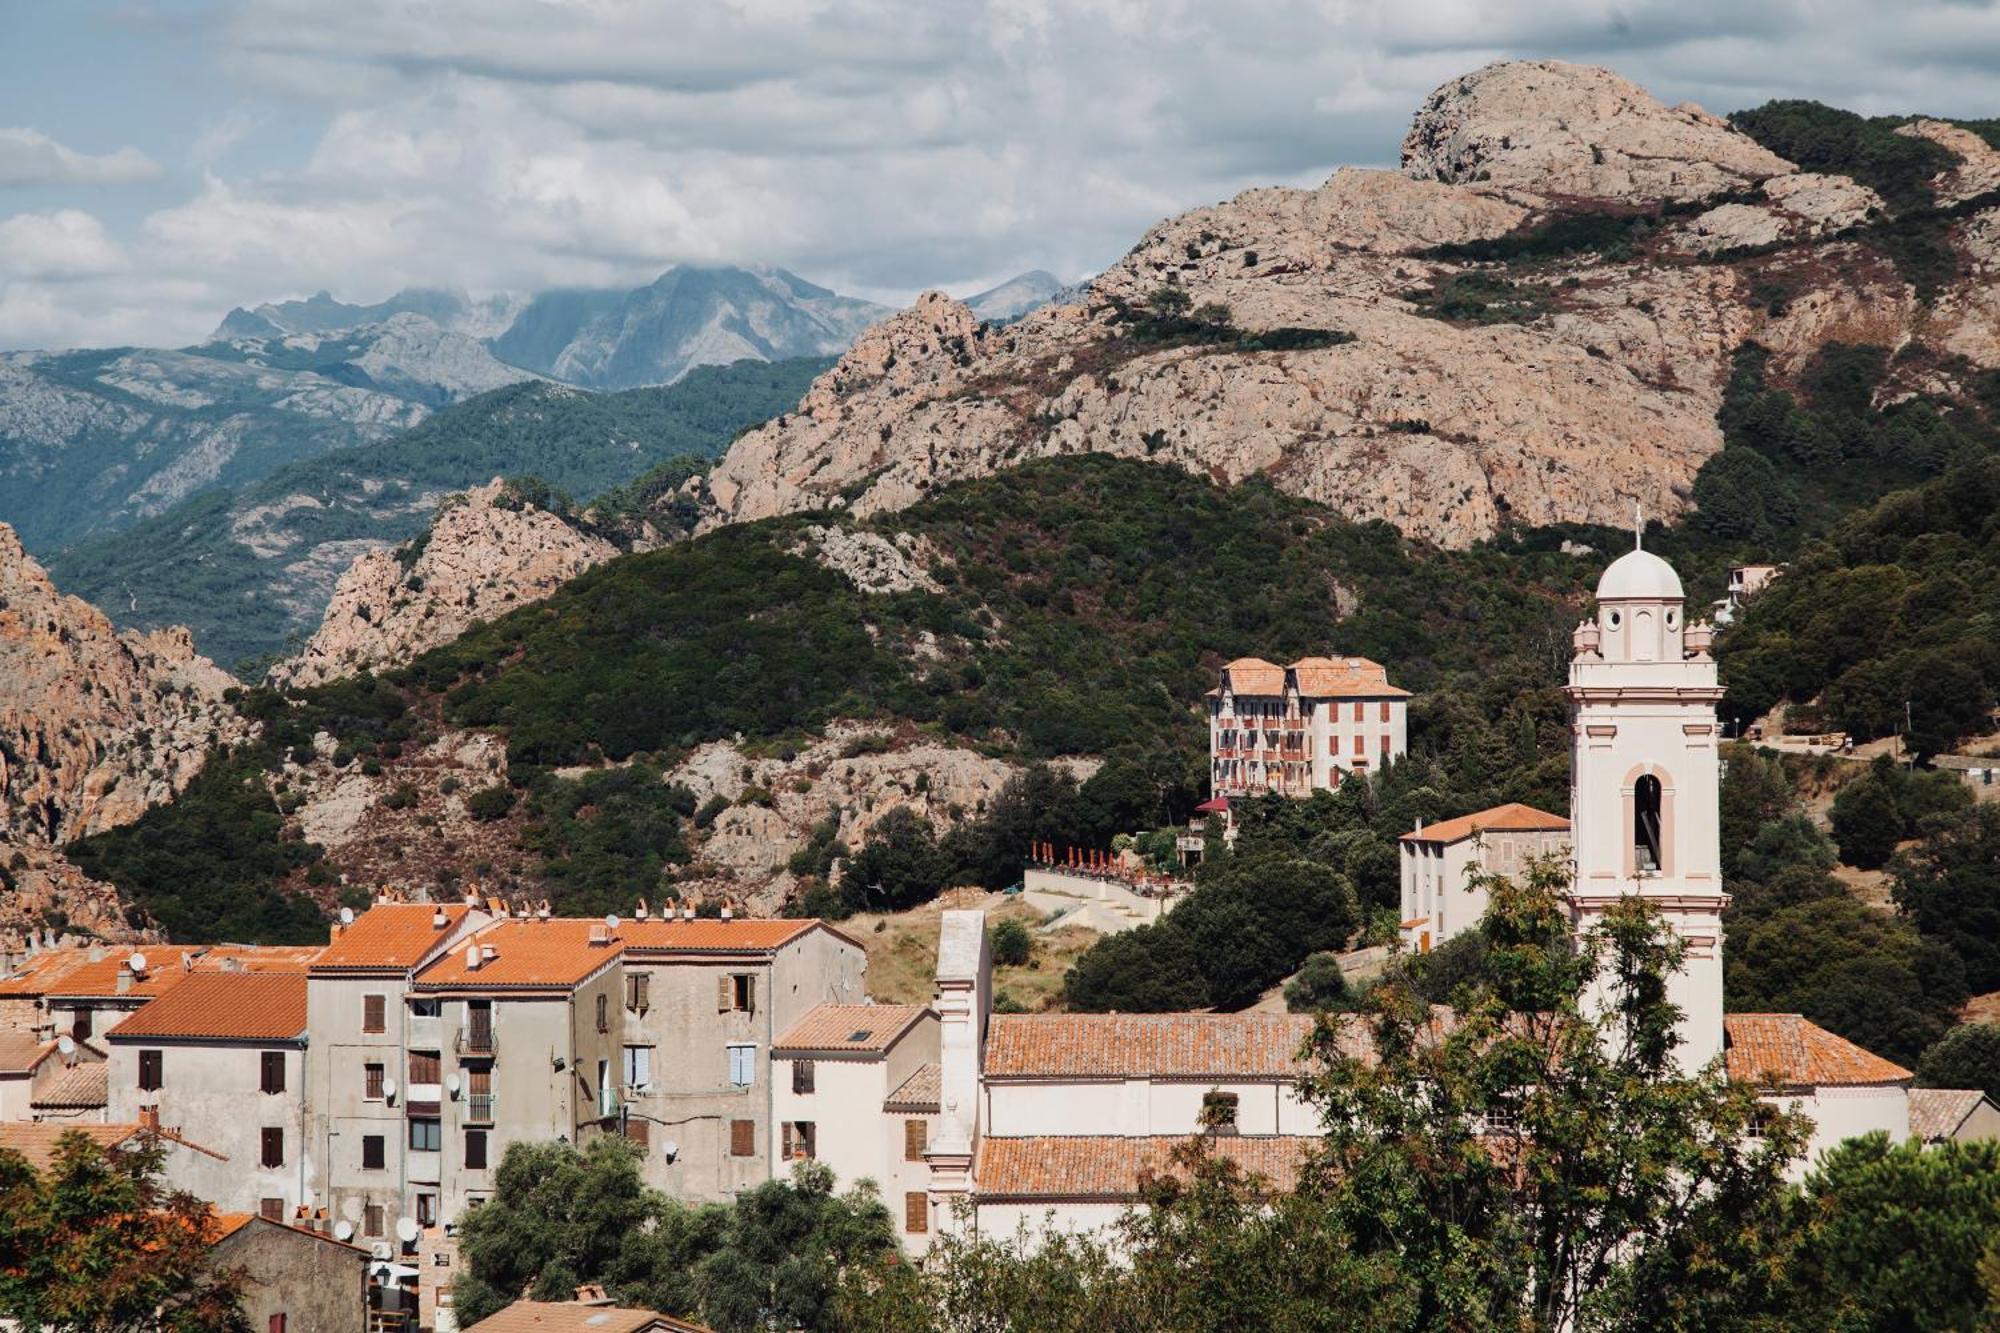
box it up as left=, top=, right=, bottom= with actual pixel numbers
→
left=3, top=264, right=1071, bottom=557
left=963, top=270, right=1087, bottom=323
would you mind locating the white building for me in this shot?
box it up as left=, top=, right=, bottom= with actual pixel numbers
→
left=1398, top=804, right=1571, bottom=953
left=1208, top=656, right=1409, bottom=799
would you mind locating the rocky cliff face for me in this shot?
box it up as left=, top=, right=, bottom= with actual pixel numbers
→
left=699, top=60, right=2000, bottom=548
left=0, top=523, right=246, bottom=940
left=275, top=479, right=621, bottom=687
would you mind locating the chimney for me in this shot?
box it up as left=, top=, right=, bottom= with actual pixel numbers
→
left=926, top=910, right=989, bottom=1225
left=587, top=924, right=610, bottom=946
left=432, top=907, right=448, bottom=929
left=138, top=1105, right=160, bottom=1130
left=719, top=900, right=733, bottom=921
left=681, top=902, right=695, bottom=921
left=573, top=1284, right=612, bottom=1307
left=115, top=966, right=133, bottom=995
left=464, top=945, right=481, bottom=972
left=481, top=944, right=497, bottom=963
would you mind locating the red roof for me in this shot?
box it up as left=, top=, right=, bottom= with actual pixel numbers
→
left=10, top=947, right=207, bottom=1001
left=984, top=1013, right=1327, bottom=1079
left=1193, top=797, right=1230, bottom=814
left=1288, top=656, right=1411, bottom=699
left=312, top=903, right=475, bottom=973
left=774, top=1004, right=930, bottom=1053
left=618, top=918, right=854, bottom=955
left=975, top=1135, right=1315, bottom=1199
left=107, top=974, right=307, bottom=1042
left=1723, top=1014, right=1911, bottom=1088
left=416, top=919, right=625, bottom=990
left=1400, top=803, right=1570, bottom=846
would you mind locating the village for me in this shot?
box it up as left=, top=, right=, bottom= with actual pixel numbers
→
left=1, top=541, right=1993, bottom=1332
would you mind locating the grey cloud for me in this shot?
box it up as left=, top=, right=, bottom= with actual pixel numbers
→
left=0, top=128, right=162, bottom=186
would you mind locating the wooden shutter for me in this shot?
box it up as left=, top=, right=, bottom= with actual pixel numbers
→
left=364, top=1063, right=384, bottom=1099
left=363, top=994, right=385, bottom=1033
left=625, top=1118, right=650, bottom=1148
left=904, top=1192, right=928, bottom=1234
left=793, top=1060, right=815, bottom=1094
left=261, top=1128, right=284, bottom=1168
left=362, top=1135, right=384, bottom=1170
left=743, top=976, right=755, bottom=1015
left=1380, top=701, right=1391, bottom=722
left=260, top=1197, right=284, bottom=1222
left=139, top=1049, right=162, bottom=1091
left=782, top=1122, right=794, bottom=1159
left=730, top=1119, right=754, bottom=1157
left=464, top=1130, right=487, bottom=1170
left=800, top=1121, right=815, bottom=1159
left=409, top=1050, right=440, bottom=1083
left=364, top=1204, right=384, bottom=1238
left=261, top=1051, right=285, bottom=1094
left=717, top=975, right=732, bottom=1012
left=904, top=1118, right=927, bottom=1161
left=596, top=994, right=609, bottom=1033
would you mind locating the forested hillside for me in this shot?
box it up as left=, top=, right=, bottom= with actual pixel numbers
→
left=46, top=357, right=828, bottom=669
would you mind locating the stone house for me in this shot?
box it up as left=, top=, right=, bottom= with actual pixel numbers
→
left=106, top=971, right=313, bottom=1219
left=1907, top=1087, right=2000, bottom=1145
left=1398, top=803, right=1571, bottom=953
left=206, top=1213, right=369, bottom=1333
left=769, top=1002, right=938, bottom=1251
left=0, top=1029, right=101, bottom=1122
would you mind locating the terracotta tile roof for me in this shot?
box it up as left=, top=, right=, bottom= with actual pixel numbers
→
left=192, top=945, right=323, bottom=974
left=33, top=947, right=209, bottom=1001
left=1288, top=656, right=1411, bottom=699
left=32, top=1061, right=107, bottom=1109
left=312, top=903, right=475, bottom=973
left=463, top=1300, right=709, bottom=1333
left=416, top=919, right=625, bottom=990
left=975, top=1135, right=1316, bottom=1199
left=205, top=1213, right=259, bottom=1244
left=1400, top=803, right=1571, bottom=846
left=106, top=974, right=307, bottom=1042
left=985, top=1013, right=1324, bottom=1079
left=0, top=1032, right=57, bottom=1074
left=775, top=1004, right=929, bottom=1054
left=1908, top=1088, right=1990, bottom=1141
left=618, top=918, right=847, bottom=955
left=0, top=1123, right=140, bottom=1173
left=0, top=950, right=96, bottom=998
left=885, top=1062, right=941, bottom=1111
left=0, top=943, right=322, bottom=999
left=1221, top=657, right=1285, bottom=696
left=1723, top=1014, right=1912, bottom=1088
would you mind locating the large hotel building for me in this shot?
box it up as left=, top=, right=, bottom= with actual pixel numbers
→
left=1207, top=656, right=1410, bottom=798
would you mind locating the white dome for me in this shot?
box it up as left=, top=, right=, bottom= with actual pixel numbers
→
left=1595, top=548, right=1683, bottom=601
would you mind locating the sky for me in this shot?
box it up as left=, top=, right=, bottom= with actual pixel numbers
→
left=6, top=0, right=2000, bottom=351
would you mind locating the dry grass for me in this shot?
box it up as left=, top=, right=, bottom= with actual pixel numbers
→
left=846, top=888, right=1099, bottom=1012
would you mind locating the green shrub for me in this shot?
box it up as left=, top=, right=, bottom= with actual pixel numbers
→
left=466, top=787, right=517, bottom=821
left=990, top=918, right=1035, bottom=968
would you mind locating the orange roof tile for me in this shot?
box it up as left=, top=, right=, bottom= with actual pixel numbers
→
left=0, top=1032, right=57, bottom=1074
left=1400, top=803, right=1571, bottom=845
left=312, top=903, right=475, bottom=973
left=985, top=1013, right=1324, bottom=1079
left=975, top=1135, right=1315, bottom=1199
left=106, top=973, right=307, bottom=1042
left=0, top=1123, right=140, bottom=1173
left=0, top=949, right=97, bottom=998
left=1221, top=657, right=1285, bottom=696
left=33, top=947, right=209, bottom=1001
left=774, top=1004, right=930, bottom=1054
left=464, top=1300, right=709, bottom=1333
left=1288, top=656, right=1411, bottom=699
left=416, top=919, right=625, bottom=990
left=1723, top=1014, right=1912, bottom=1088
left=1908, top=1088, right=1991, bottom=1142
left=192, top=945, right=323, bottom=974
left=32, top=1061, right=107, bottom=1110
left=885, top=1062, right=941, bottom=1111
left=618, top=918, right=849, bottom=955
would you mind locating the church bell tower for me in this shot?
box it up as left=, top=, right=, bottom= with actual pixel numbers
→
left=1567, top=536, right=1727, bottom=1071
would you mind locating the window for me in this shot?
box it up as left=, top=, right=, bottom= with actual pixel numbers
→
left=70, top=1010, right=91, bottom=1042
left=1380, top=701, right=1391, bottom=722
left=364, top=1204, right=385, bottom=1238
left=464, top=1129, right=488, bottom=1170
left=1351, top=701, right=1363, bottom=722
left=626, top=972, right=649, bottom=1011
left=362, top=994, right=386, bottom=1034
left=137, top=1049, right=162, bottom=1092
left=726, top=1043, right=755, bottom=1088
left=362, top=1135, right=385, bottom=1170
left=625, top=1118, right=650, bottom=1148
left=781, top=1121, right=816, bottom=1160
left=364, top=1063, right=384, bottom=1100
left=417, top=1193, right=437, bottom=1227
left=260, top=1197, right=285, bottom=1222
left=904, top=1118, right=927, bottom=1161
left=623, top=1045, right=653, bottom=1090
left=409, top=1118, right=441, bottom=1153
left=1381, top=733, right=1391, bottom=755
left=410, top=999, right=440, bottom=1018
left=260, top=1128, right=284, bottom=1169
left=792, top=1059, right=815, bottom=1094
left=904, top=1192, right=929, bottom=1235
left=718, top=973, right=756, bottom=1014
left=409, top=1050, right=440, bottom=1085
left=260, top=1051, right=286, bottom=1094
left=1328, top=736, right=1337, bottom=756
left=270, top=1315, right=287, bottom=1333
left=1634, top=774, right=1664, bottom=873
left=467, top=1067, right=493, bottom=1122
left=1352, top=735, right=1365, bottom=756
left=729, top=1119, right=755, bottom=1157
left=596, top=993, right=609, bottom=1034
left=1201, top=1090, right=1240, bottom=1131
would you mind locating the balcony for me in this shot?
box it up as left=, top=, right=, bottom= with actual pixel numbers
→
left=407, top=1014, right=440, bottom=1049
left=455, top=1021, right=494, bottom=1057
left=465, top=1093, right=495, bottom=1124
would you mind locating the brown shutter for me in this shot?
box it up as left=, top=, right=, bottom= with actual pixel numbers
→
left=625, top=1118, right=649, bottom=1148
left=363, top=994, right=385, bottom=1033
left=362, top=1135, right=384, bottom=1170
left=260, top=1197, right=284, bottom=1222
left=744, top=976, right=756, bottom=1015
left=782, top=1122, right=794, bottom=1159
left=730, top=1119, right=754, bottom=1157
left=718, top=975, right=732, bottom=1012
left=904, top=1118, right=927, bottom=1161
left=904, top=1192, right=928, bottom=1234
left=364, top=1063, right=384, bottom=1099
left=464, top=1130, right=487, bottom=1170
left=261, top=1128, right=284, bottom=1168
left=793, top=1059, right=815, bottom=1094
left=364, top=1204, right=384, bottom=1237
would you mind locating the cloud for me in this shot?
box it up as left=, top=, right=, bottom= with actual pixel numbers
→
left=0, top=128, right=162, bottom=186
left=0, top=211, right=126, bottom=279
left=12, top=0, right=2000, bottom=348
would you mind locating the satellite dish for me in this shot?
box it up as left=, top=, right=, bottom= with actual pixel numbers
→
left=127, top=952, right=148, bottom=973
left=661, top=1138, right=679, bottom=1162
left=605, top=913, right=621, bottom=931
left=56, top=1035, right=75, bottom=1057
left=340, top=907, right=356, bottom=925
left=396, top=1216, right=419, bottom=1243
left=383, top=1077, right=399, bottom=1101
left=445, top=1073, right=462, bottom=1097
left=333, top=1220, right=355, bottom=1242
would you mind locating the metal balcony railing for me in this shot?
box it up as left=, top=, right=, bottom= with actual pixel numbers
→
left=466, top=1093, right=495, bottom=1123
left=456, top=1021, right=494, bottom=1056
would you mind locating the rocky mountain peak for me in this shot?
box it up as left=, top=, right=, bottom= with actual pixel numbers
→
left=274, top=479, right=621, bottom=687
left=1401, top=59, right=1795, bottom=203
